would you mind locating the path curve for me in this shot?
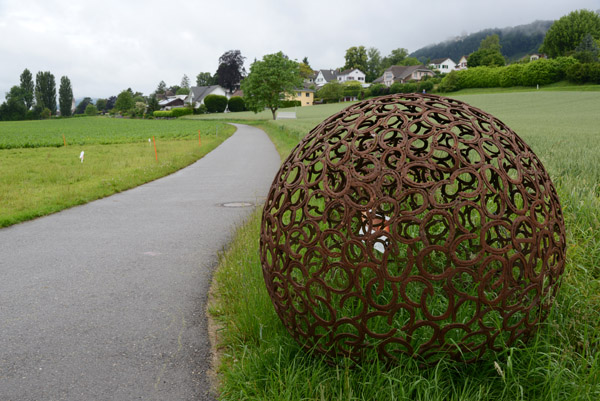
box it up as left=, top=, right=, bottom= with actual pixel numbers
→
left=0, top=124, right=280, bottom=400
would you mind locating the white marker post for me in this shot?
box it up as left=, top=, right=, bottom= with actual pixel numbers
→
left=79, top=151, right=85, bottom=163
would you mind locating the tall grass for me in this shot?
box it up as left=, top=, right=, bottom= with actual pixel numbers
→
left=210, top=91, right=600, bottom=400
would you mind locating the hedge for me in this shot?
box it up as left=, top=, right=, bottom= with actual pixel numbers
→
left=566, top=62, right=600, bottom=83
left=439, top=57, right=579, bottom=91
left=152, top=108, right=193, bottom=118
left=280, top=100, right=301, bottom=108
left=227, top=96, right=245, bottom=112
left=204, top=94, right=228, bottom=113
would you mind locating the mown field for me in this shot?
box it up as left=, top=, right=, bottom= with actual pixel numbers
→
left=0, top=117, right=234, bottom=226
left=208, top=91, right=600, bottom=400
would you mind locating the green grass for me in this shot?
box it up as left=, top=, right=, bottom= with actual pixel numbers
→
left=210, top=91, right=600, bottom=400
left=0, top=116, right=227, bottom=149
left=0, top=118, right=234, bottom=226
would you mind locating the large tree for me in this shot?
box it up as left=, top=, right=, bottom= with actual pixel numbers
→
left=196, top=72, right=215, bottom=86
left=95, top=98, right=108, bottom=113
left=574, top=33, right=600, bottom=63
left=58, top=76, right=73, bottom=117
left=20, top=69, right=35, bottom=110
left=35, top=71, right=57, bottom=114
left=344, top=46, right=368, bottom=73
left=216, top=50, right=246, bottom=93
left=468, top=34, right=505, bottom=67
left=181, top=74, right=190, bottom=89
left=241, top=51, right=301, bottom=120
left=114, top=90, right=134, bottom=114
left=75, top=97, right=92, bottom=115
left=366, top=47, right=383, bottom=82
left=541, top=9, right=600, bottom=58
left=0, top=86, right=27, bottom=121
left=382, top=48, right=409, bottom=68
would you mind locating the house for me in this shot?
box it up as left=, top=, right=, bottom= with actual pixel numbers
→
left=428, top=58, right=456, bottom=73
left=456, top=56, right=468, bottom=70
left=336, top=68, right=366, bottom=83
left=159, top=95, right=187, bottom=110
left=380, top=65, right=435, bottom=87
left=186, top=85, right=229, bottom=108
left=288, top=84, right=314, bottom=106
left=314, top=69, right=339, bottom=87
left=529, top=53, right=547, bottom=61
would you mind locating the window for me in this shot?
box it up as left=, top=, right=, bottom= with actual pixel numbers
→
left=306, top=93, right=310, bottom=97
left=297, top=92, right=301, bottom=96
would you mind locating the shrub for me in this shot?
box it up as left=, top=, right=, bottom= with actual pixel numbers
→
left=204, top=94, right=228, bottom=113
left=85, top=104, right=98, bottom=116
left=368, top=83, right=386, bottom=97
left=170, top=107, right=193, bottom=117
left=40, top=108, right=52, bottom=119
left=389, top=82, right=405, bottom=94
left=566, top=62, right=600, bottom=83
left=227, top=96, right=245, bottom=112
left=418, top=80, right=434, bottom=92
left=280, top=100, right=301, bottom=108
left=153, top=110, right=173, bottom=118
left=499, top=64, right=525, bottom=87
left=521, top=57, right=577, bottom=86
left=438, top=71, right=460, bottom=92
left=195, top=104, right=208, bottom=114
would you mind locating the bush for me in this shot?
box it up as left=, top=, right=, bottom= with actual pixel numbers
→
left=521, top=57, right=577, bottom=86
left=499, top=64, right=525, bottom=87
left=368, top=83, right=386, bottom=97
left=566, top=62, right=600, bottom=83
left=195, top=104, right=208, bottom=114
left=170, top=107, right=193, bottom=117
left=228, top=96, right=245, bottom=112
left=40, top=108, right=52, bottom=119
left=389, top=82, right=405, bottom=94
left=204, top=94, right=228, bottom=113
left=418, top=80, right=434, bottom=92
left=85, top=104, right=98, bottom=116
left=153, top=110, right=173, bottom=118
left=280, top=100, right=301, bottom=108
left=438, top=71, right=460, bottom=92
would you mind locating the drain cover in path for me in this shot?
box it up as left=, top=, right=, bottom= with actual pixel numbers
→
left=222, top=202, right=254, bottom=208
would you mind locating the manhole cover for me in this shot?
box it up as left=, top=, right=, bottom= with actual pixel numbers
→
left=222, top=202, right=254, bottom=208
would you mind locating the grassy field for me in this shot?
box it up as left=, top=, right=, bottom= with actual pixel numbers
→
left=209, top=91, right=600, bottom=400
left=0, top=117, right=234, bottom=226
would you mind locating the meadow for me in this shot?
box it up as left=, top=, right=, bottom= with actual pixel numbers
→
left=0, top=117, right=234, bottom=226
left=208, top=91, right=600, bottom=400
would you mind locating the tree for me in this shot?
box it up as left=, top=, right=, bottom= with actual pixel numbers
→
left=175, top=87, right=190, bottom=95
left=302, top=56, right=310, bottom=67
left=366, top=47, right=383, bottom=82
left=0, top=86, right=27, bottom=121
left=382, top=48, right=409, bottom=68
left=344, top=46, right=368, bottom=73
left=196, top=72, right=215, bottom=86
left=106, top=96, right=117, bottom=111
left=156, top=80, right=167, bottom=95
left=299, top=62, right=314, bottom=80
left=181, top=74, right=190, bottom=89
left=58, top=76, right=73, bottom=117
left=541, top=9, right=600, bottom=58
left=75, top=97, right=92, bottom=115
left=20, top=69, right=35, bottom=110
left=468, top=34, right=505, bottom=67
left=241, top=51, right=302, bottom=120
left=114, top=90, right=134, bottom=114
left=147, top=94, right=160, bottom=114
left=216, top=50, right=246, bottom=93
left=35, top=71, right=57, bottom=114
left=95, top=98, right=108, bottom=113
left=574, top=33, right=600, bottom=63
left=85, top=104, right=98, bottom=116
left=317, top=81, right=344, bottom=103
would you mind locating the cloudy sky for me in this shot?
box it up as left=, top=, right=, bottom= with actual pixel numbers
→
left=0, top=0, right=598, bottom=101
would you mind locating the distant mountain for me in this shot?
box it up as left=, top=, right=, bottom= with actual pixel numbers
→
left=410, top=20, right=554, bottom=63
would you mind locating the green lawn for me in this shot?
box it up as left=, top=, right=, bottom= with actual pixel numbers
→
left=210, top=91, right=600, bottom=400
left=0, top=117, right=234, bottom=226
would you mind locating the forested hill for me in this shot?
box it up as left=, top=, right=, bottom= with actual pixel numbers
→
left=410, top=20, right=553, bottom=63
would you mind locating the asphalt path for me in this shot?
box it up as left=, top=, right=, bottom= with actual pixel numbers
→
left=0, top=124, right=281, bottom=400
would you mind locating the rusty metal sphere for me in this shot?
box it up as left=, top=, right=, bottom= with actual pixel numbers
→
left=259, top=93, right=566, bottom=363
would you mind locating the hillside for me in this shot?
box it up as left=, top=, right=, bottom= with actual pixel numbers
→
left=410, top=20, right=553, bottom=63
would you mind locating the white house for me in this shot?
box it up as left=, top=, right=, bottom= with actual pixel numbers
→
left=456, top=56, right=468, bottom=70
left=336, top=68, right=366, bottom=83
left=314, top=69, right=338, bottom=87
left=428, top=58, right=457, bottom=73
left=186, top=85, right=229, bottom=108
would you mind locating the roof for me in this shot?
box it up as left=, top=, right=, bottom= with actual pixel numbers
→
left=190, top=85, right=223, bottom=103
left=430, top=58, right=454, bottom=64
left=158, top=96, right=185, bottom=106
left=318, top=69, right=338, bottom=81
left=385, top=65, right=433, bottom=81
left=338, top=68, right=364, bottom=76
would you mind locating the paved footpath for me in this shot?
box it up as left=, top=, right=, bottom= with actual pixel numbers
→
left=0, top=124, right=281, bottom=400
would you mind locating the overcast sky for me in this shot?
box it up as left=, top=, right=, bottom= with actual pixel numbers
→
left=0, top=0, right=598, bottom=102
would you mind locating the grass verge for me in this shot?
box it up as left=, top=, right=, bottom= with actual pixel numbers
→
left=209, top=92, right=600, bottom=400
left=0, top=126, right=233, bottom=227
